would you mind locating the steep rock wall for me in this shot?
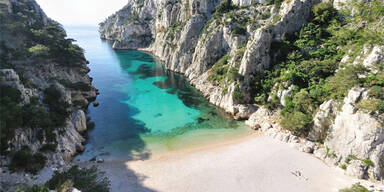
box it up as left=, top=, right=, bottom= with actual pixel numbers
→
left=100, top=0, right=318, bottom=114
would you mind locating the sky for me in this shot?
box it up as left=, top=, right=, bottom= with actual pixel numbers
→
left=35, top=0, right=128, bottom=26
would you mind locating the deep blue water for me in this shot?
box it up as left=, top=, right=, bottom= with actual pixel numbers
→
left=65, top=26, right=251, bottom=160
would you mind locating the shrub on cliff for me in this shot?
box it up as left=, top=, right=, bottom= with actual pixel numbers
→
left=0, top=85, right=24, bottom=154
left=9, top=146, right=47, bottom=174
left=28, top=44, right=50, bottom=57
left=280, top=111, right=313, bottom=136
left=43, top=85, right=70, bottom=127
left=46, top=165, right=110, bottom=192
left=216, top=0, right=235, bottom=14
left=312, top=2, right=337, bottom=25
left=340, top=184, right=369, bottom=192
left=15, top=185, right=50, bottom=192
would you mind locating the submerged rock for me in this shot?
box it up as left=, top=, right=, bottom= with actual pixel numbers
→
left=93, top=102, right=100, bottom=107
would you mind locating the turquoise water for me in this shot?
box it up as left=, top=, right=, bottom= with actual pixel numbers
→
left=65, top=26, right=252, bottom=160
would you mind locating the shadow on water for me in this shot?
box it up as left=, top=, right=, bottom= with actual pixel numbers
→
left=67, top=26, right=247, bottom=192
left=66, top=26, right=157, bottom=191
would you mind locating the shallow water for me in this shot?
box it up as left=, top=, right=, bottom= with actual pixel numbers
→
left=65, top=26, right=252, bottom=161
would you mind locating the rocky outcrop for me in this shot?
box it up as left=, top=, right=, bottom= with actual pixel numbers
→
left=307, top=99, right=339, bottom=142
left=0, top=0, right=96, bottom=168
left=245, top=86, right=384, bottom=181
left=325, top=87, right=384, bottom=180
left=71, top=110, right=87, bottom=133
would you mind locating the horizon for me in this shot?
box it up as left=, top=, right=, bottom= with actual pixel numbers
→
left=35, top=0, right=128, bottom=26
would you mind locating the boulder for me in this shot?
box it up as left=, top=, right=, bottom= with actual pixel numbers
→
left=307, top=100, right=339, bottom=142
left=261, top=122, right=273, bottom=132
left=245, top=107, right=273, bottom=129
left=299, top=141, right=316, bottom=153
left=71, top=110, right=87, bottom=133
left=233, top=104, right=258, bottom=120
left=346, top=160, right=368, bottom=179
left=93, top=102, right=100, bottom=107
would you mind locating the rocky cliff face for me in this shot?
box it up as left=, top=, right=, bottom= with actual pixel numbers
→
left=0, top=0, right=97, bottom=168
left=100, top=0, right=318, bottom=114
left=101, top=0, right=384, bottom=182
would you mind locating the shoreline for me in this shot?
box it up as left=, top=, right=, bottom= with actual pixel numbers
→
left=94, top=133, right=364, bottom=192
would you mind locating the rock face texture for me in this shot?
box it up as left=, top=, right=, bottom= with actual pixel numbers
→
left=325, top=87, right=384, bottom=180
left=100, top=0, right=318, bottom=114
left=101, top=0, right=384, bottom=182
left=307, top=99, right=339, bottom=142
left=0, top=0, right=97, bottom=167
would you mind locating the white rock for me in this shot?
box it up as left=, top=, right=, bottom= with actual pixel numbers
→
left=71, top=110, right=87, bottom=133
left=325, top=87, right=384, bottom=180
left=346, top=160, right=368, bottom=179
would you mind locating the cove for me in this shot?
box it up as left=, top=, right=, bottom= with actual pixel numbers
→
left=66, top=26, right=252, bottom=161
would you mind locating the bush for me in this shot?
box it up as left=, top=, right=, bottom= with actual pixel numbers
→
left=356, top=99, right=384, bottom=114
left=208, top=54, right=231, bottom=84
left=9, top=146, right=47, bottom=174
left=232, top=91, right=243, bottom=102
left=312, top=2, right=337, bottom=25
left=232, top=27, right=247, bottom=36
left=40, top=143, right=57, bottom=152
left=280, top=111, right=313, bottom=136
left=362, top=159, right=374, bottom=167
left=15, top=185, right=50, bottom=192
left=22, top=97, right=52, bottom=129
left=46, top=165, right=110, bottom=192
left=43, top=86, right=70, bottom=127
left=216, top=0, right=235, bottom=14
left=339, top=184, right=369, bottom=192
left=0, top=85, right=23, bottom=154
left=28, top=44, right=50, bottom=57
left=325, top=65, right=368, bottom=100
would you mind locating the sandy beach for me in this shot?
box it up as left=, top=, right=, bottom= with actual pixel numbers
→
left=95, top=133, right=361, bottom=192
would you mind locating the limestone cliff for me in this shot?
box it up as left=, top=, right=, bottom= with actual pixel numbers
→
left=0, top=0, right=97, bottom=170
left=99, top=0, right=318, bottom=114
left=101, top=0, right=384, bottom=182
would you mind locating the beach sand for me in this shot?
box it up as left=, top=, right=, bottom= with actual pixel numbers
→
left=97, top=134, right=357, bottom=192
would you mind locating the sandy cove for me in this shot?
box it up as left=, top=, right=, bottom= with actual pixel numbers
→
left=91, top=133, right=377, bottom=192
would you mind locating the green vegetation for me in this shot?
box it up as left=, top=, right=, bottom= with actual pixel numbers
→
left=28, top=44, right=50, bottom=57
left=216, top=0, right=236, bottom=14
left=267, top=0, right=284, bottom=8
left=249, top=1, right=384, bottom=136
left=15, top=185, right=50, bottom=192
left=9, top=146, right=47, bottom=174
left=14, top=166, right=110, bottom=192
left=43, top=85, right=70, bottom=127
left=208, top=54, right=231, bottom=84
left=0, top=84, right=69, bottom=157
left=0, top=0, right=85, bottom=67
left=46, top=166, right=111, bottom=192
left=166, top=22, right=186, bottom=40
left=0, top=85, right=23, bottom=153
left=339, top=184, right=369, bottom=192
left=362, top=159, right=374, bottom=167
left=356, top=86, right=384, bottom=114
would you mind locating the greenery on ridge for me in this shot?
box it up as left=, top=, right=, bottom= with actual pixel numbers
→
left=0, top=84, right=69, bottom=156
left=9, top=146, right=47, bottom=174
left=0, top=0, right=85, bottom=68
left=250, top=0, right=384, bottom=136
left=0, top=1, right=91, bottom=174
